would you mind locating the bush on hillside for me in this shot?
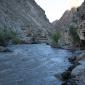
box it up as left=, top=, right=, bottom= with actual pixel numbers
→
left=0, top=27, right=23, bottom=46
left=51, top=32, right=61, bottom=45
left=69, top=25, right=80, bottom=44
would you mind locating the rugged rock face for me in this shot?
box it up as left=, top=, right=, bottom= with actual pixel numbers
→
left=0, top=0, right=53, bottom=43
left=73, top=0, right=85, bottom=47
left=52, top=8, right=77, bottom=47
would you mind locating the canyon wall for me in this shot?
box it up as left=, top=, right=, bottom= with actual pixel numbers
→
left=0, top=0, right=53, bottom=43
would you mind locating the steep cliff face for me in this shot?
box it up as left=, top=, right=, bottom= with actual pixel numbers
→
left=75, top=1, right=85, bottom=40
left=0, top=0, right=53, bottom=43
left=73, top=0, right=85, bottom=47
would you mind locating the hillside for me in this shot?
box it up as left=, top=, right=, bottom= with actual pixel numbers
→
left=0, top=0, right=53, bottom=44
left=52, top=8, right=77, bottom=47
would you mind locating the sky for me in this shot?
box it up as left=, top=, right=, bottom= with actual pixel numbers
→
left=35, top=0, right=84, bottom=22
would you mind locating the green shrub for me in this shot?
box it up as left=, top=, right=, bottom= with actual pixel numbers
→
left=12, top=37, right=23, bottom=44
left=51, top=32, right=61, bottom=44
left=69, top=25, right=80, bottom=44
left=0, top=28, right=12, bottom=45
left=0, top=27, right=22, bottom=45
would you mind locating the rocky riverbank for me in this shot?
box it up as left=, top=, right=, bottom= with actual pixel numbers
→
left=61, top=50, right=85, bottom=85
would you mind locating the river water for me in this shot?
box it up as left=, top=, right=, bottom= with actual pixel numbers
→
left=0, top=44, right=72, bottom=85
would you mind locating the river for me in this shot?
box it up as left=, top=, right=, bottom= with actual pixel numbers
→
left=0, top=44, right=72, bottom=85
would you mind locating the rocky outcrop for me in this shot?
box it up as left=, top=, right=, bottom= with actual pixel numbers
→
left=61, top=51, right=85, bottom=85
left=73, top=0, right=85, bottom=47
left=71, top=52, right=85, bottom=85
left=0, top=46, right=11, bottom=52
left=0, top=0, right=53, bottom=44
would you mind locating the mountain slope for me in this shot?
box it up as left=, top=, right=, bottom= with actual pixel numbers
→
left=52, top=8, right=77, bottom=47
left=53, top=8, right=77, bottom=31
left=0, top=0, right=53, bottom=43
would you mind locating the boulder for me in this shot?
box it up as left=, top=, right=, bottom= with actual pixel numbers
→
left=76, top=53, right=85, bottom=61
left=0, top=46, right=11, bottom=52
left=71, top=53, right=85, bottom=85
left=71, top=64, right=85, bottom=85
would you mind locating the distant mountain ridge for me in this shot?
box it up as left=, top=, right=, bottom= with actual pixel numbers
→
left=52, top=8, right=77, bottom=47
left=52, top=8, right=77, bottom=31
